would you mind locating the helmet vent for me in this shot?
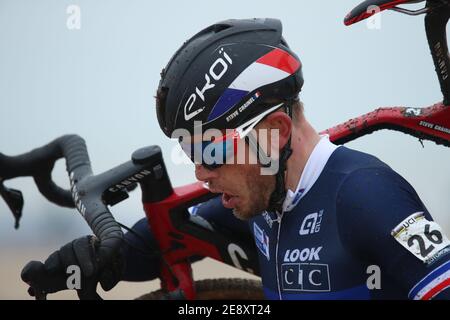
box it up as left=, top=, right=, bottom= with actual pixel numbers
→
left=212, top=23, right=232, bottom=33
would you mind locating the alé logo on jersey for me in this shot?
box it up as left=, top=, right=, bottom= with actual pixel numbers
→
left=184, top=48, right=233, bottom=121
left=299, top=210, right=323, bottom=236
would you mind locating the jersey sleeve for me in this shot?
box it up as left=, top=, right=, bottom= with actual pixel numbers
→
left=336, top=166, right=450, bottom=300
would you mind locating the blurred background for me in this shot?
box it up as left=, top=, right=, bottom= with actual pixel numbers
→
left=0, top=0, right=449, bottom=299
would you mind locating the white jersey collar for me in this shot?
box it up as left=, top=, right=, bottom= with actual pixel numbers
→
left=282, top=135, right=339, bottom=213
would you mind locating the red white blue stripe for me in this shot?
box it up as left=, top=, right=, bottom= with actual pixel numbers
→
left=408, top=260, right=450, bottom=300
left=207, top=47, right=301, bottom=121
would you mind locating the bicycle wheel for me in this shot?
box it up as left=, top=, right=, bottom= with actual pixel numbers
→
left=136, top=278, right=264, bottom=300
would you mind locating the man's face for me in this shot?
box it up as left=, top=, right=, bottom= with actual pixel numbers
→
left=195, top=132, right=276, bottom=221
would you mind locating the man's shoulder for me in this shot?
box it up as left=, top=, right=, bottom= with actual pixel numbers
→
left=304, top=145, right=402, bottom=200
left=325, top=146, right=392, bottom=176
left=324, top=146, right=415, bottom=204
left=331, top=147, right=422, bottom=219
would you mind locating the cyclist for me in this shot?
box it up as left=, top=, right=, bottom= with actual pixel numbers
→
left=22, top=18, right=450, bottom=300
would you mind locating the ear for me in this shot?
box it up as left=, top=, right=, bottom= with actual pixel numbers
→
left=263, top=111, right=292, bottom=149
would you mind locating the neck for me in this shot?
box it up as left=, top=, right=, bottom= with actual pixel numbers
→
left=285, top=119, right=321, bottom=192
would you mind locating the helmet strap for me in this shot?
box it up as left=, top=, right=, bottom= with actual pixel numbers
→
left=244, top=130, right=292, bottom=214
left=243, top=100, right=295, bottom=213
left=266, top=136, right=292, bottom=213
left=266, top=100, right=294, bottom=213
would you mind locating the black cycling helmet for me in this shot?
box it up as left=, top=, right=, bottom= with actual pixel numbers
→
left=156, top=18, right=304, bottom=137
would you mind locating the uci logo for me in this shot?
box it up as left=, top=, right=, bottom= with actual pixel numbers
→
left=299, top=210, right=323, bottom=236
left=184, top=48, right=233, bottom=121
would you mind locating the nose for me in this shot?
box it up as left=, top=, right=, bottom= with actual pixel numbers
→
left=195, top=164, right=219, bottom=182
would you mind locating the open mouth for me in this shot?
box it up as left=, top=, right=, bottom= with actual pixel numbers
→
left=222, top=192, right=239, bottom=209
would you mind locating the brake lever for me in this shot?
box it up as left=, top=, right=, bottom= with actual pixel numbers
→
left=0, top=179, right=23, bottom=229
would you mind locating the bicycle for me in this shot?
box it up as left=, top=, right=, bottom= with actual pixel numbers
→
left=1, top=0, right=449, bottom=300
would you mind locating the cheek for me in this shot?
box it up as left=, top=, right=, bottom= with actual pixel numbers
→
left=242, top=165, right=266, bottom=187
left=215, top=166, right=246, bottom=189
left=224, top=165, right=257, bottom=188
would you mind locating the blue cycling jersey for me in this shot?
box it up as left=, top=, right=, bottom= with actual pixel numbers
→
left=123, top=138, right=450, bottom=299
left=250, top=139, right=450, bottom=300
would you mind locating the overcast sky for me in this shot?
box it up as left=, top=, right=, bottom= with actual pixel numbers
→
left=1, top=0, right=449, bottom=249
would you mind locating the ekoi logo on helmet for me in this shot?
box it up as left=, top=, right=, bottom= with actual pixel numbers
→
left=184, top=48, right=233, bottom=121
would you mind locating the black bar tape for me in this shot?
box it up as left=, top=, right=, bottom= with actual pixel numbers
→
left=0, top=140, right=61, bottom=179
left=56, top=135, right=123, bottom=251
left=34, top=175, right=74, bottom=208
left=57, top=135, right=93, bottom=181
left=92, top=222, right=122, bottom=268
left=0, top=137, right=72, bottom=206
left=1, top=134, right=123, bottom=264
left=83, top=205, right=123, bottom=245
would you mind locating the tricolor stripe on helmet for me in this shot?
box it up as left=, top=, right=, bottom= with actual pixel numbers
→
left=207, top=48, right=301, bottom=121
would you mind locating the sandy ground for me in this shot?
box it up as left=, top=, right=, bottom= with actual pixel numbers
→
left=0, top=248, right=259, bottom=300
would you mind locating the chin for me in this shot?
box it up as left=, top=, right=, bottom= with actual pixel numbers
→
left=232, top=205, right=261, bottom=221
left=232, top=209, right=251, bottom=221
left=230, top=194, right=268, bottom=221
